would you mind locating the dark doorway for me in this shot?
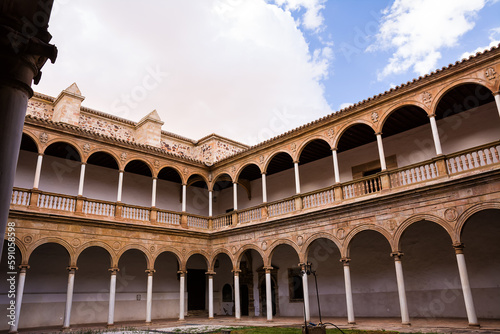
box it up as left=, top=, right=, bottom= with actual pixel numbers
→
left=187, top=269, right=206, bottom=310
left=260, top=279, right=277, bottom=316
left=241, top=284, right=249, bottom=316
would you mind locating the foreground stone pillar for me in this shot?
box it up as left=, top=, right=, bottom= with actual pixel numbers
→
left=178, top=271, right=186, bottom=320
left=207, top=271, right=215, bottom=318
left=63, top=267, right=77, bottom=329
left=294, top=162, right=301, bottom=194
left=391, top=252, right=410, bottom=325
left=300, top=264, right=310, bottom=322
left=264, top=266, right=273, bottom=321
left=454, top=243, right=479, bottom=326
left=233, top=270, right=241, bottom=319
left=9, top=265, right=29, bottom=333
left=376, top=133, right=387, bottom=171
left=341, top=258, right=355, bottom=324
left=107, top=268, right=119, bottom=327
left=428, top=114, right=443, bottom=156
left=146, top=269, right=155, bottom=323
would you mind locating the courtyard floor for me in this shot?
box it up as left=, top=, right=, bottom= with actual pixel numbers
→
left=4, top=316, right=500, bottom=334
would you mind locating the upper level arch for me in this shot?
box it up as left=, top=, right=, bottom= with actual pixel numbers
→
left=123, top=159, right=153, bottom=177
left=157, top=165, right=183, bottom=183
left=236, top=162, right=262, bottom=182
left=20, top=131, right=40, bottom=154
left=263, top=150, right=294, bottom=175
left=379, top=103, right=430, bottom=139
left=211, top=172, right=234, bottom=192
left=86, top=150, right=119, bottom=170
left=186, top=173, right=209, bottom=188
left=297, top=137, right=332, bottom=166
left=335, top=122, right=377, bottom=153
left=43, top=140, right=82, bottom=163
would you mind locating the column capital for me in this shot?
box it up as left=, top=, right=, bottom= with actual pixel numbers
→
left=293, top=160, right=300, bottom=164
left=145, top=269, right=156, bottom=275
left=263, top=266, right=273, bottom=273
left=261, top=172, right=267, bottom=175
left=340, top=257, right=351, bottom=265
left=427, top=113, right=437, bottom=118
left=492, top=91, right=500, bottom=96
left=119, top=169, right=124, bottom=173
left=205, top=271, right=216, bottom=276
left=331, top=147, right=338, bottom=152
left=375, top=132, right=383, bottom=136
left=66, top=266, right=78, bottom=272
left=453, top=243, right=465, bottom=254
left=19, top=264, right=30, bottom=271
left=177, top=270, right=187, bottom=276
left=108, top=267, right=120, bottom=273
left=391, top=251, right=404, bottom=261
left=80, top=162, right=87, bottom=166
left=232, top=269, right=242, bottom=276
left=38, top=153, right=44, bottom=157
left=152, top=176, right=158, bottom=180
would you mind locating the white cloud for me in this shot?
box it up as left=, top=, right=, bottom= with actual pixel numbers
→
left=368, top=0, right=489, bottom=80
left=37, top=0, right=333, bottom=145
left=272, top=0, right=327, bottom=32
left=460, top=27, right=500, bottom=59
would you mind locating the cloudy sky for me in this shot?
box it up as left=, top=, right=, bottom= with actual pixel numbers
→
left=37, top=0, right=500, bottom=145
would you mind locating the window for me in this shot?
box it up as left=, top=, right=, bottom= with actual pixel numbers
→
left=222, top=284, right=233, bottom=302
left=288, top=268, right=303, bottom=302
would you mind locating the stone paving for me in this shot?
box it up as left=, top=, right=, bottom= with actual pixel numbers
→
left=6, top=317, right=500, bottom=334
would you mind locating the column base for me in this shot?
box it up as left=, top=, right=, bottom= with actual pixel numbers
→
left=266, top=319, right=273, bottom=323
left=468, top=323, right=480, bottom=327
left=145, top=321, right=152, bottom=325
left=8, top=331, right=18, bottom=334
left=106, top=324, right=114, bottom=328
left=61, top=327, right=71, bottom=332
left=178, top=318, right=186, bottom=322
left=347, top=321, right=356, bottom=325
left=209, top=317, right=214, bottom=319
left=401, top=322, right=411, bottom=326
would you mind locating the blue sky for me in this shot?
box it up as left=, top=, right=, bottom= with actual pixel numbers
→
left=37, top=0, right=500, bottom=145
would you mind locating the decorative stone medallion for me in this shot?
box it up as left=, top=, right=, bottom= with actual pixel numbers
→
left=23, top=235, right=33, bottom=244
left=261, top=241, right=268, bottom=251
left=231, top=166, right=236, bottom=174
left=297, top=235, right=304, bottom=246
left=39, top=132, right=48, bottom=143
left=371, top=112, right=379, bottom=123
left=113, top=241, right=121, bottom=250
left=120, top=152, right=127, bottom=161
left=290, top=143, right=297, bottom=152
left=150, top=245, right=155, bottom=253
left=232, top=246, right=237, bottom=254
left=183, top=167, right=188, bottom=175
left=485, top=67, right=497, bottom=80
left=154, top=160, right=160, bottom=168
left=444, top=208, right=458, bottom=222
left=421, top=91, right=432, bottom=105
left=259, top=155, right=265, bottom=164
left=337, top=228, right=346, bottom=239
left=71, top=238, right=81, bottom=247
left=326, top=128, right=335, bottom=138
left=82, top=143, right=91, bottom=153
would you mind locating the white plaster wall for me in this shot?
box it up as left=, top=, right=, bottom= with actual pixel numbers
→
left=186, top=186, right=210, bottom=216
left=14, top=150, right=37, bottom=189
left=38, top=154, right=80, bottom=195
left=122, top=172, right=153, bottom=207
left=83, top=164, right=119, bottom=202
left=156, top=179, right=182, bottom=212
left=213, top=254, right=234, bottom=316
left=266, top=168, right=296, bottom=203
left=299, top=155, right=335, bottom=193
left=250, top=250, right=264, bottom=316
left=271, top=245, right=303, bottom=316
left=153, top=252, right=181, bottom=319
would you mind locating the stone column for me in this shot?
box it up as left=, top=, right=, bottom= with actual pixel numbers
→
left=33, top=154, right=43, bottom=189
left=294, top=162, right=301, bottom=194
left=208, top=190, right=213, bottom=217
left=264, top=266, right=273, bottom=321
left=77, top=163, right=86, bottom=196
left=262, top=173, right=267, bottom=203
left=233, top=270, right=241, bottom=319
left=454, top=243, right=479, bottom=326
left=233, top=182, right=238, bottom=211
left=151, top=177, right=157, bottom=208
left=206, top=271, right=215, bottom=319
left=62, top=266, right=77, bottom=329
left=300, top=264, right=310, bottom=322
left=182, top=184, right=187, bottom=212
left=494, top=92, right=500, bottom=118
left=391, top=252, right=410, bottom=325
left=146, top=269, right=155, bottom=323
left=428, top=114, right=443, bottom=155
left=331, top=149, right=340, bottom=183
left=341, top=258, right=355, bottom=324
left=376, top=133, right=387, bottom=171
left=116, top=170, right=124, bottom=202
left=178, top=271, right=186, bottom=320
left=9, top=265, right=29, bottom=333
left=107, top=268, right=119, bottom=327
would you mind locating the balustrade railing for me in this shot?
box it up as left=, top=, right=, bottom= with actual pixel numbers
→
left=303, top=187, right=335, bottom=209
left=268, top=198, right=295, bottom=217
left=187, top=215, right=209, bottom=229
left=390, top=162, right=439, bottom=187
left=122, top=205, right=149, bottom=221
left=342, top=175, right=381, bottom=199
left=11, top=188, right=30, bottom=206
left=447, top=142, right=500, bottom=174
left=38, top=193, right=75, bottom=211
left=83, top=200, right=115, bottom=217
left=238, top=207, right=262, bottom=224
left=213, top=213, right=233, bottom=229
left=157, top=210, right=181, bottom=225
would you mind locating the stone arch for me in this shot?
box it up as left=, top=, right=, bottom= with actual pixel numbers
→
left=431, top=79, right=495, bottom=115
left=123, top=158, right=154, bottom=176
left=235, top=162, right=263, bottom=181
left=267, top=239, right=301, bottom=267
left=394, top=214, right=454, bottom=251
left=343, top=225, right=393, bottom=258
left=378, top=101, right=430, bottom=133
left=27, top=237, right=75, bottom=265
left=184, top=251, right=210, bottom=271
left=455, top=202, right=500, bottom=242
left=43, top=139, right=83, bottom=162
left=85, top=148, right=120, bottom=167
left=22, top=130, right=41, bottom=154
left=75, top=241, right=115, bottom=268
left=212, top=171, right=234, bottom=188
left=153, top=246, right=183, bottom=268
left=12, top=237, right=28, bottom=265
left=186, top=172, right=210, bottom=188
left=334, top=120, right=377, bottom=150
left=296, top=136, right=333, bottom=162
left=155, top=164, right=184, bottom=180
left=303, top=232, right=342, bottom=263
left=209, top=248, right=235, bottom=271
left=116, top=244, right=152, bottom=269
left=235, top=244, right=266, bottom=269
left=263, top=150, right=294, bottom=173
